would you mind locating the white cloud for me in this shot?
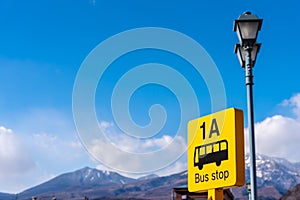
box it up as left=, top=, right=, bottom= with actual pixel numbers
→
left=13, top=108, right=90, bottom=164
left=99, top=120, right=183, bottom=154
left=99, top=121, right=114, bottom=130
left=32, top=132, right=84, bottom=161
left=154, top=160, right=187, bottom=177
left=247, top=93, right=300, bottom=162
left=0, top=126, right=35, bottom=178
left=0, top=108, right=96, bottom=193
left=89, top=121, right=187, bottom=174
left=254, top=115, right=300, bottom=161
left=286, top=93, right=300, bottom=119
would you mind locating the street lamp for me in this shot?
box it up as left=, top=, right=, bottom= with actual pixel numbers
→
left=234, top=11, right=263, bottom=200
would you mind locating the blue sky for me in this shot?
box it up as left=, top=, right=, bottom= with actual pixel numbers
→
left=1, top=0, right=300, bottom=193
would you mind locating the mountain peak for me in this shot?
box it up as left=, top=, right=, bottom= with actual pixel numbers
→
left=18, top=167, right=136, bottom=199
left=78, top=166, right=112, bottom=177
left=138, top=174, right=159, bottom=181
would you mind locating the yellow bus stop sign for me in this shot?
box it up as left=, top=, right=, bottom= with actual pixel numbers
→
left=188, top=108, right=245, bottom=192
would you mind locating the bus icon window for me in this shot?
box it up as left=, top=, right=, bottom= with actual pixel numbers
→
left=194, top=140, right=228, bottom=170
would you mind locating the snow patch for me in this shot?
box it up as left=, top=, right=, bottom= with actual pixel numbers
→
left=84, top=169, right=92, bottom=179
left=257, top=170, right=263, bottom=178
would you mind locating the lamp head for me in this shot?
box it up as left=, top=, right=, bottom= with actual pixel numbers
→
left=234, top=11, right=263, bottom=47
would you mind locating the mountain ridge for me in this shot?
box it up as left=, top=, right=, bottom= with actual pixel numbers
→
left=2, top=154, right=300, bottom=199
left=18, top=167, right=137, bottom=199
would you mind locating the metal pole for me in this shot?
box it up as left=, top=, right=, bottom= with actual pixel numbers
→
left=244, top=46, right=257, bottom=200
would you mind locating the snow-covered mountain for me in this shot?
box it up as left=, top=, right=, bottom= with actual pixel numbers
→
left=18, top=167, right=137, bottom=199
left=232, top=154, right=300, bottom=199
left=16, top=167, right=185, bottom=200
left=245, top=154, right=300, bottom=194
left=2, top=154, right=300, bottom=199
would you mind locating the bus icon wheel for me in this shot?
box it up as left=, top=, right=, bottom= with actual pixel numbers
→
left=216, top=161, right=221, bottom=166
left=198, top=165, right=203, bottom=170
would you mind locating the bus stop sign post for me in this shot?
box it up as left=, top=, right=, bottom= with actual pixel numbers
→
left=187, top=108, right=245, bottom=197
left=208, top=188, right=223, bottom=200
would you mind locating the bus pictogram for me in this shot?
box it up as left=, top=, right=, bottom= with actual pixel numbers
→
left=194, top=139, right=228, bottom=170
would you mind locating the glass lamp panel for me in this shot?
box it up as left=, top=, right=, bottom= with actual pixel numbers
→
left=236, top=27, right=243, bottom=45
left=251, top=43, right=261, bottom=67
left=235, top=44, right=245, bottom=67
left=238, top=21, right=259, bottom=40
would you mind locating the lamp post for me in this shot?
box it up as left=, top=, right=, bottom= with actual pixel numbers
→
left=234, top=11, right=263, bottom=200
